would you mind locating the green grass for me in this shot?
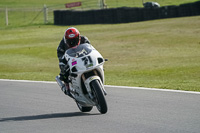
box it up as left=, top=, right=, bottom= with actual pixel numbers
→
left=0, top=16, right=200, bottom=91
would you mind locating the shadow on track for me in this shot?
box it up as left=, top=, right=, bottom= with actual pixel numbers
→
left=0, top=112, right=100, bottom=122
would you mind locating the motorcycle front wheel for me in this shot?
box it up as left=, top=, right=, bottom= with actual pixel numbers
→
left=90, top=79, right=108, bottom=114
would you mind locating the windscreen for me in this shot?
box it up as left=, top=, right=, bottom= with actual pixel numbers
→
left=66, top=43, right=93, bottom=58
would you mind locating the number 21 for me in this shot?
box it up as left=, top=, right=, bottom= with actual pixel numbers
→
left=82, top=56, right=92, bottom=66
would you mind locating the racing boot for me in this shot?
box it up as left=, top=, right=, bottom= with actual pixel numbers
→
left=64, top=82, right=70, bottom=95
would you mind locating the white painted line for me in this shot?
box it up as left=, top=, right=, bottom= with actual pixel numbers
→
left=0, top=79, right=55, bottom=84
left=1, top=79, right=200, bottom=95
left=105, top=85, right=200, bottom=95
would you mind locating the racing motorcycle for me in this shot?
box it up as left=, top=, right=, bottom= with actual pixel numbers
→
left=56, top=43, right=108, bottom=114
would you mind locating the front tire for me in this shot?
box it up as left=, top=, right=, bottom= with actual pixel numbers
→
left=90, top=80, right=107, bottom=114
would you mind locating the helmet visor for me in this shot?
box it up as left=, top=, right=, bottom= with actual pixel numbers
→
left=66, top=37, right=79, bottom=48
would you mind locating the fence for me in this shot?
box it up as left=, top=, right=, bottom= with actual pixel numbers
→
left=0, top=1, right=104, bottom=27
left=0, top=6, right=49, bottom=27
left=54, top=1, right=200, bottom=25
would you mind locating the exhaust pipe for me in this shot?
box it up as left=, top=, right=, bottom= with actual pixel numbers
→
left=55, top=76, right=65, bottom=92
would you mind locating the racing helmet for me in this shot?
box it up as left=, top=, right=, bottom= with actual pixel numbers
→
left=64, top=27, right=80, bottom=48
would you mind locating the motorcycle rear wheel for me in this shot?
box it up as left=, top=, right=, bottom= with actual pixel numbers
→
left=76, top=101, right=93, bottom=112
left=90, top=79, right=108, bottom=114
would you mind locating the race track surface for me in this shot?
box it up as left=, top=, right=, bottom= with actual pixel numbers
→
left=0, top=80, right=200, bottom=133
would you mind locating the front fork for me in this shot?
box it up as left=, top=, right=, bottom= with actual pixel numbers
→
left=81, top=71, right=107, bottom=96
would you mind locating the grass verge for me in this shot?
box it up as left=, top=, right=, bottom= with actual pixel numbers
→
left=0, top=16, right=200, bottom=91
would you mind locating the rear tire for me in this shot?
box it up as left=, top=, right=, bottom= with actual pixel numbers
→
left=90, top=80, right=107, bottom=114
left=76, top=101, right=93, bottom=112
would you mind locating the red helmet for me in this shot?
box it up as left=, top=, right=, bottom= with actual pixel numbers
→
left=64, top=27, right=80, bottom=48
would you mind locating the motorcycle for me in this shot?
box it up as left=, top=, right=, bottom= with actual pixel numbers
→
left=56, top=43, right=108, bottom=114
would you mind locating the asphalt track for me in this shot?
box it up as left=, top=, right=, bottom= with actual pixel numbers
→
left=0, top=79, right=200, bottom=133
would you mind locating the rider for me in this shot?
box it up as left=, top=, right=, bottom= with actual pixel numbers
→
left=57, top=27, right=90, bottom=94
